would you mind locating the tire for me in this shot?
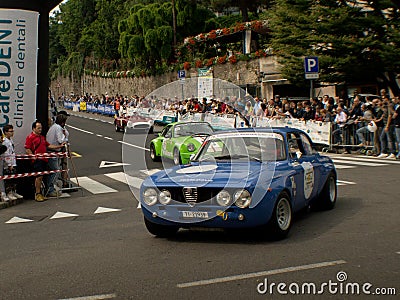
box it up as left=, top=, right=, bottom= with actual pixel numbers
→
left=173, top=148, right=182, bottom=165
left=317, top=172, right=337, bottom=210
left=144, top=217, right=178, bottom=238
left=150, top=144, right=160, bottom=162
left=266, top=192, right=292, bottom=240
left=115, top=124, right=120, bottom=132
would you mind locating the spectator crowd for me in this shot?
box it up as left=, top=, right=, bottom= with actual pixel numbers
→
left=63, top=89, right=400, bottom=159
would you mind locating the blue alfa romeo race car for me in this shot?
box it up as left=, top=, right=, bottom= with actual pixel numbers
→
left=140, top=127, right=337, bottom=239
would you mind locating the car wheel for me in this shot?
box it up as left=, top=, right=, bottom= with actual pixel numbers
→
left=150, top=144, right=160, bottom=162
left=173, top=148, right=182, bottom=165
left=144, top=217, right=178, bottom=238
left=316, top=172, right=337, bottom=210
left=267, top=192, right=292, bottom=240
left=115, top=124, right=120, bottom=132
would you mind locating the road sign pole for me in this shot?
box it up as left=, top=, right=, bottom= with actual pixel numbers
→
left=181, top=83, right=184, bottom=101
left=310, top=79, right=314, bottom=100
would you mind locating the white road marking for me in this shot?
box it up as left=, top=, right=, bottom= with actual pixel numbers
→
left=99, top=161, right=130, bottom=168
left=104, top=172, right=143, bottom=188
left=96, top=134, right=103, bottom=137
left=140, top=169, right=161, bottom=175
left=50, top=211, right=79, bottom=219
left=5, top=216, right=34, bottom=224
left=70, top=177, right=117, bottom=194
left=118, top=140, right=149, bottom=151
left=334, top=165, right=355, bottom=169
left=67, top=125, right=94, bottom=135
left=94, top=207, right=121, bottom=214
left=104, top=137, right=113, bottom=140
left=177, top=260, right=347, bottom=288
left=104, top=172, right=143, bottom=208
left=349, top=156, right=400, bottom=164
left=58, top=293, right=116, bottom=300
left=331, top=159, right=387, bottom=167
left=337, top=180, right=356, bottom=186
left=396, top=252, right=400, bottom=255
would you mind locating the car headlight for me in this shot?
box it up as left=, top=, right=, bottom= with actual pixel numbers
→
left=159, top=190, right=172, bottom=205
left=143, top=188, right=158, bottom=206
left=216, top=190, right=231, bottom=206
left=187, top=143, right=195, bottom=152
left=234, top=189, right=252, bottom=208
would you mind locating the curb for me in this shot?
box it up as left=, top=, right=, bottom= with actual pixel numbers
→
left=0, top=198, right=25, bottom=210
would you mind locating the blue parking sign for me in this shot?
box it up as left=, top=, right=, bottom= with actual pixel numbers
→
left=304, top=57, right=319, bottom=73
left=178, top=70, right=186, bottom=79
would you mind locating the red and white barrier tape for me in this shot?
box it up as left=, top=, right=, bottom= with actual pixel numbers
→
left=0, top=169, right=67, bottom=180
left=15, top=152, right=69, bottom=159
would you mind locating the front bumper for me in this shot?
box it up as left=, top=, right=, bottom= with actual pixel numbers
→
left=141, top=199, right=275, bottom=229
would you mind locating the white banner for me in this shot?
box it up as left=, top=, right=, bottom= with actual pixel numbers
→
left=0, top=9, right=39, bottom=153
left=197, top=67, right=213, bottom=100
left=254, top=117, right=331, bottom=145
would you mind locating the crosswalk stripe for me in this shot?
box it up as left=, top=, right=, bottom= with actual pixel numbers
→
left=349, top=156, right=400, bottom=164
left=331, top=159, right=387, bottom=167
left=140, top=169, right=161, bottom=176
left=70, top=177, right=118, bottom=194
left=337, top=180, right=356, bottom=185
left=104, top=172, right=143, bottom=189
left=334, top=165, right=355, bottom=169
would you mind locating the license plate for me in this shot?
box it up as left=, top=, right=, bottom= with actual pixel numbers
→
left=182, top=211, right=209, bottom=219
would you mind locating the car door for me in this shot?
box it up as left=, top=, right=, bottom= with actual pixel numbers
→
left=161, top=125, right=173, bottom=158
left=287, top=132, right=306, bottom=211
left=298, top=133, right=320, bottom=203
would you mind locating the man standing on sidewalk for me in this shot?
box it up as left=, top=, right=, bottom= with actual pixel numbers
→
left=25, top=121, right=66, bottom=202
left=377, top=97, right=395, bottom=158
left=46, top=114, right=68, bottom=197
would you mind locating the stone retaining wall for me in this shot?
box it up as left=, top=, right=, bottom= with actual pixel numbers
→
left=50, top=60, right=260, bottom=99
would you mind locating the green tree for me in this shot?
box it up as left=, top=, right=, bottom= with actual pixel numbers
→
left=266, top=0, right=400, bottom=95
left=198, top=0, right=270, bottom=21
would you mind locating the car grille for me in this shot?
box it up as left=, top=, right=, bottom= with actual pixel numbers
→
left=134, top=124, right=150, bottom=129
left=165, top=187, right=223, bottom=205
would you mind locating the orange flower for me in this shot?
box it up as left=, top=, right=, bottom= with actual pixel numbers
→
left=183, top=62, right=191, bottom=70
left=195, top=60, right=203, bottom=68
left=208, top=30, right=217, bottom=39
left=222, top=28, right=230, bottom=35
left=218, top=55, right=227, bottom=64
left=229, top=55, right=237, bottom=64
left=205, top=58, right=214, bottom=67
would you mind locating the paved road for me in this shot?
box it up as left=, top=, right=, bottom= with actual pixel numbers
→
left=0, top=113, right=398, bottom=299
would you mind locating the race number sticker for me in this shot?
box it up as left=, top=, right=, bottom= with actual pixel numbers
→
left=301, top=162, right=314, bottom=199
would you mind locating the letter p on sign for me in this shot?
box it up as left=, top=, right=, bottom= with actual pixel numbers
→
left=304, top=57, right=319, bottom=73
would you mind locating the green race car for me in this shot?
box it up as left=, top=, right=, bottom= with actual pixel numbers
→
left=149, top=121, right=214, bottom=165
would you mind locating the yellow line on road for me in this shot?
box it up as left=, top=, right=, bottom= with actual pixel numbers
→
left=71, top=152, right=82, bottom=157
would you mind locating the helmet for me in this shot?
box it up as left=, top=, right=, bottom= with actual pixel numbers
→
left=367, top=121, right=377, bottom=132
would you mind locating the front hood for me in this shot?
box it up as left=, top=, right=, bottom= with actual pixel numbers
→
left=147, top=162, right=275, bottom=188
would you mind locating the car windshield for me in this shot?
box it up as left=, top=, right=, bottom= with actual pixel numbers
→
left=174, top=123, right=213, bottom=137
left=195, top=132, right=286, bottom=162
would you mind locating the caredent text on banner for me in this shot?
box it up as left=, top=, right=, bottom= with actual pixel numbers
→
left=0, top=9, right=39, bottom=153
